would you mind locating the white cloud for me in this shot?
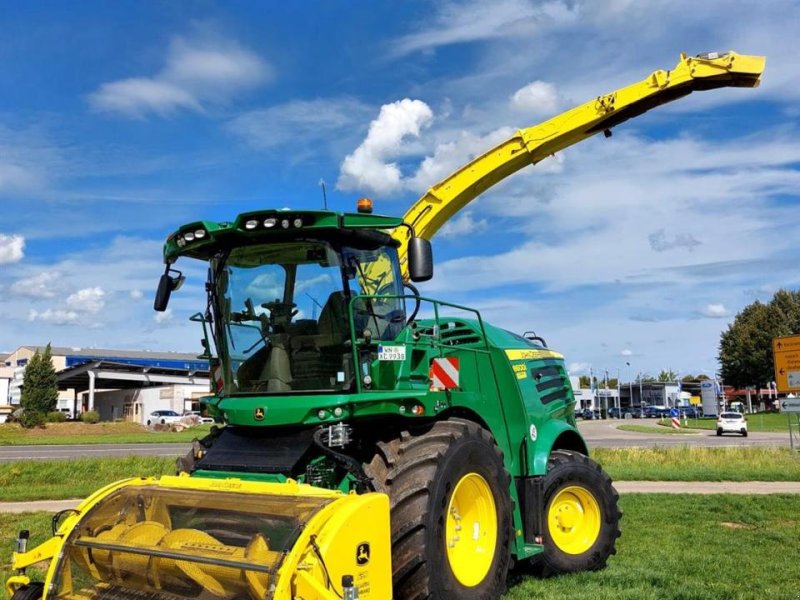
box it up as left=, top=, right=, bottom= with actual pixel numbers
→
left=567, top=361, right=592, bottom=374
left=89, top=34, right=271, bottom=118
left=620, top=349, right=633, bottom=357
left=391, top=0, right=577, bottom=56
left=438, top=211, right=489, bottom=238
left=89, top=78, right=201, bottom=118
left=0, top=164, right=44, bottom=195
left=66, top=287, right=106, bottom=314
left=0, top=234, right=24, bottom=264
left=10, top=271, right=61, bottom=298
left=510, top=80, right=563, bottom=117
left=28, top=308, right=79, bottom=325
left=130, top=289, right=144, bottom=300
left=337, top=99, right=434, bottom=195
left=227, top=97, right=372, bottom=150
left=700, top=303, right=729, bottom=318
left=154, top=309, right=173, bottom=324
left=649, top=229, right=702, bottom=253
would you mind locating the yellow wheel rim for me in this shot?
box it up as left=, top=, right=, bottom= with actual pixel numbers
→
left=547, top=485, right=601, bottom=555
left=445, top=473, right=497, bottom=587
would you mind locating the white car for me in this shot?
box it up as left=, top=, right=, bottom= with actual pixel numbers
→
left=147, top=410, right=184, bottom=427
left=716, top=411, right=748, bottom=437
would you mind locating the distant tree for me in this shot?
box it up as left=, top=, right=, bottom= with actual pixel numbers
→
left=641, top=374, right=656, bottom=383
left=21, top=344, right=58, bottom=418
left=657, top=369, right=678, bottom=382
left=578, top=375, right=591, bottom=387
left=719, top=290, right=800, bottom=388
left=597, top=377, right=619, bottom=389
left=681, top=374, right=696, bottom=382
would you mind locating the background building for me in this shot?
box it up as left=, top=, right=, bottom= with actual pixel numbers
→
left=1, top=346, right=208, bottom=424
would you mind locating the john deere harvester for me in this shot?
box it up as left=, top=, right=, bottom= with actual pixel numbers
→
left=8, top=51, right=764, bottom=600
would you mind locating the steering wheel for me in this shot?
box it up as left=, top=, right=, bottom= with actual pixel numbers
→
left=261, top=301, right=298, bottom=330
left=261, top=301, right=297, bottom=314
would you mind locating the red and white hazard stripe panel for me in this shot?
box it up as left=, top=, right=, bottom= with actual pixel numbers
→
left=429, top=357, right=460, bottom=391
left=671, top=416, right=681, bottom=429
left=213, top=366, right=224, bottom=393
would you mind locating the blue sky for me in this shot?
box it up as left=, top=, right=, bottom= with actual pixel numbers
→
left=1, top=0, right=799, bottom=382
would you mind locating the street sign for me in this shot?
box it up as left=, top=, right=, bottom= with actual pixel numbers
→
left=772, top=335, right=800, bottom=393
left=780, top=397, right=800, bottom=413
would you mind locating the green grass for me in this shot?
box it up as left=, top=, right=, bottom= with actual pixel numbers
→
left=1, top=447, right=798, bottom=503
left=503, top=494, right=800, bottom=599
left=1, top=512, right=51, bottom=600
left=617, top=424, right=697, bottom=434
left=3, top=496, right=799, bottom=600
left=0, top=422, right=213, bottom=445
left=0, top=456, right=176, bottom=501
left=593, top=446, right=800, bottom=481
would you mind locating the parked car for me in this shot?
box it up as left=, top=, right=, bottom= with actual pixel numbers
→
left=147, top=410, right=183, bottom=427
left=716, top=411, right=748, bottom=436
left=680, top=406, right=701, bottom=419
left=579, top=408, right=601, bottom=420
left=607, top=406, right=622, bottom=419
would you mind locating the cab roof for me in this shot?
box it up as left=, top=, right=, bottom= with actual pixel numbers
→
left=163, top=209, right=404, bottom=262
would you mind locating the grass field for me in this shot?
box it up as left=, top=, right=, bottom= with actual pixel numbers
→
left=1, top=447, right=798, bottom=502
left=617, top=424, right=697, bottom=435
left=0, top=456, right=176, bottom=501
left=0, top=422, right=213, bottom=446
left=593, top=446, right=800, bottom=482
left=2, top=495, right=798, bottom=600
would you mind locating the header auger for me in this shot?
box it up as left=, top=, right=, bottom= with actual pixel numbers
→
left=8, top=51, right=764, bottom=600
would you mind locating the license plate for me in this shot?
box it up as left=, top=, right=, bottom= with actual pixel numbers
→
left=378, top=345, right=406, bottom=361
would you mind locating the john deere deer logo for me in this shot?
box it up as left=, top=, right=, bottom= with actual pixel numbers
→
left=356, top=542, right=370, bottom=565
left=254, top=407, right=265, bottom=421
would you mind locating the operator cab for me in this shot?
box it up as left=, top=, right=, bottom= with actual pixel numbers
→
left=154, top=208, right=432, bottom=397
left=218, top=234, right=405, bottom=394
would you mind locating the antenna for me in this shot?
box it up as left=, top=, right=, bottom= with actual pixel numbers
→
left=319, top=179, right=328, bottom=210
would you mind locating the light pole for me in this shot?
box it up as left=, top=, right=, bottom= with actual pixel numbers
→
left=626, top=361, right=632, bottom=413
left=639, top=373, right=644, bottom=411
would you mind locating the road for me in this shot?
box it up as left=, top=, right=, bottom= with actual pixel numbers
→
left=0, top=442, right=188, bottom=462
left=578, top=419, right=790, bottom=448
left=0, top=421, right=790, bottom=462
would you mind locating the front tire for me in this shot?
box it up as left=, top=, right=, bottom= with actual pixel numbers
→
left=537, top=450, right=621, bottom=576
left=365, top=418, right=513, bottom=600
left=11, top=583, right=44, bottom=600
left=717, top=428, right=723, bottom=436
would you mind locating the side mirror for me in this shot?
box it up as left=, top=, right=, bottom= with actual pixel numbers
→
left=154, top=274, right=173, bottom=312
left=154, top=271, right=185, bottom=312
left=407, top=237, right=433, bottom=282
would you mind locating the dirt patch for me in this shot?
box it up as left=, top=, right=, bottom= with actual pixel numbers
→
left=13, top=421, right=146, bottom=437
left=720, top=521, right=754, bottom=530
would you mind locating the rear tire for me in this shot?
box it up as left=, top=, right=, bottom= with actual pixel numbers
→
left=11, top=583, right=44, bottom=600
left=365, top=418, right=513, bottom=600
left=537, top=450, right=621, bottom=576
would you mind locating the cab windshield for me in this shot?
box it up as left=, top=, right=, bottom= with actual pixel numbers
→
left=211, top=239, right=405, bottom=395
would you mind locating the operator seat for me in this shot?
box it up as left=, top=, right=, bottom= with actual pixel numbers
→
left=289, top=291, right=348, bottom=390
left=317, top=291, right=347, bottom=343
